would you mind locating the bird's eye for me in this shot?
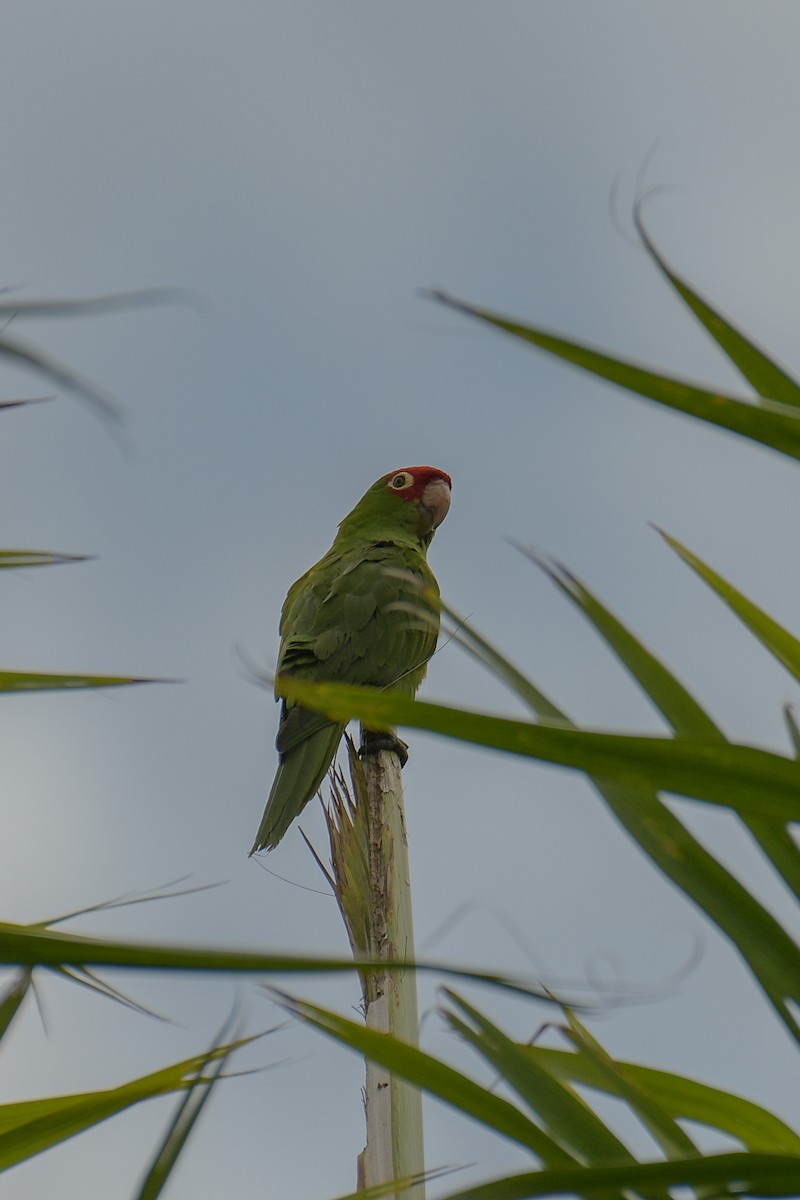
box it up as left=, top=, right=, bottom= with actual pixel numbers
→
left=389, top=471, right=414, bottom=491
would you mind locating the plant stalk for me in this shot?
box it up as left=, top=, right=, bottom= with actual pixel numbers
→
left=323, top=733, right=425, bottom=1200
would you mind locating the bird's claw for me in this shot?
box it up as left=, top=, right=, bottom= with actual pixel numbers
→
left=359, top=729, right=409, bottom=767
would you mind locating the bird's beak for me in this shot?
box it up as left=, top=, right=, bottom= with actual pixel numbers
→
left=419, top=477, right=451, bottom=532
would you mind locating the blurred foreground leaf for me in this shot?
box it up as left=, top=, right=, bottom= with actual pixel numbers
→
left=510, top=554, right=800, bottom=967
left=277, top=677, right=800, bottom=823
left=279, top=655, right=800, bottom=1040
left=659, top=530, right=800, bottom=686
left=0, top=1038, right=250, bottom=1172
left=0, top=921, right=560, bottom=1000
left=0, top=288, right=190, bottom=320
left=0, top=971, right=32, bottom=1043
left=633, top=210, right=800, bottom=408
left=276, top=992, right=572, bottom=1161
left=0, top=549, right=91, bottom=568
left=428, top=270, right=800, bottom=462
left=133, top=1018, right=247, bottom=1200
left=428, top=1154, right=800, bottom=1200
left=0, top=330, right=124, bottom=423
left=442, top=993, right=638, bottom=1171
left=0, top=670, right=163, bottom=692
left=280, top=988, right=800, bottom=1200
left=0, top=285, right=190, bottom=423
left=0, top=396, right=52, bottom=411
left=526, top=1043, right=800, bottom=1154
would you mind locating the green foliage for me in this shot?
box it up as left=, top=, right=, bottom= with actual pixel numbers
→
left=279, top=677, right=800, bottom=822
left=426, top=208, right=800, bottom=463
left=9, top=231, right=800, bottom=1199
left=0, top=670, right=160, bottom=692
left=0, top=1028, right=249, bottom=1173
left=0, top=287, right=187, bottom=422
left=0, top=917, right=562, bottom=1000
left=0, top=301, right=239, bottom=1196
left=132, top=1019, right=249, bottom=1200
left=0, top=550, right=90, bottom=568
left=273, top=229, right=800, bottom=1196
left=294, top=990, right=800, bottom=1200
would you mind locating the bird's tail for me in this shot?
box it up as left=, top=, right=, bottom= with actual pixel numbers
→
left=250, top=719, right=346, bottom=853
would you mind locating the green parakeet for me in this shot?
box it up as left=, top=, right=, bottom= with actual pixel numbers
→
left=251, top=465, right=451, bottom=853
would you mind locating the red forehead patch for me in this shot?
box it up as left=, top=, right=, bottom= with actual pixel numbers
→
left=386, top=465, right=452, bottom=500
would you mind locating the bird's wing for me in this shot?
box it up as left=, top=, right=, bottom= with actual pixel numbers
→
left=251, top=544, right=439, bottom=853
left=279, top=542, right=440, bottom=695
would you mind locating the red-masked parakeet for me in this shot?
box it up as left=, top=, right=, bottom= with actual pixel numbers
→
left=251, top=465, right=451, bottom=853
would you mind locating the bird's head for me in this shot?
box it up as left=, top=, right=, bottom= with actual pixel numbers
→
left=337, top=465, right=452, bottom=546
left=384, top=466, right=452, bottom=536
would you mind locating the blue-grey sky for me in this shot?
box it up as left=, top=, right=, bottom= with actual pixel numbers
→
left=2, top=3, right=800, bottom=1197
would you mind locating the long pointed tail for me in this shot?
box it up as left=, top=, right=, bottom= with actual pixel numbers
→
left=250, top=720, right=345, bottom=853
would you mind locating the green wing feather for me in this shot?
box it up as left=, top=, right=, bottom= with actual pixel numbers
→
left=250, top=540, right=440, bottom=853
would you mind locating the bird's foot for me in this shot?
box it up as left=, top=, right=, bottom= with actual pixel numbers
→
left=359, top=728, right=409, bottom=767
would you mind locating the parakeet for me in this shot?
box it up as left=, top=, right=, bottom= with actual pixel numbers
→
left=250, top=465, right=451, bottom=853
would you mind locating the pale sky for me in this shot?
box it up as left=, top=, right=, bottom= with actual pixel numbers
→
left=1, top=4, right=800, bottom=1197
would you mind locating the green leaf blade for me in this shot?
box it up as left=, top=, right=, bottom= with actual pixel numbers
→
left=0, top=1041, right=245, bottom=1171
left=277, top=677, right=800, bottom=1036
left=0, top=971, right=31, bottom=1043
left=0, top=671, right=164, bottom=693
left=278, top=992, right=568, bottom=1162
left=660, top=530, right=800, bottom=687
left=429, top=289, right=800, bottom=462
left=635, top=214, right=800, bottom=408
left=0, top=549, right=91, bottom=568
left=526, top=550, right=800, bottom=902
left=277, top=678, right=800, bottom=823
left=561, top=1012, right=698, bottom=1161
left=444, top=993, right=635, bottom=1171
left=527, top=1045, right=800, bottom=1155
left=427, top=1153, right=800, bottom=1200
left=524, top=551, right=723, bottom=742
left=133, top=1023, right=246, bottom=1200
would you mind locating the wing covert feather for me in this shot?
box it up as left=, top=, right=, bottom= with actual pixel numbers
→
left=278, top=541, right=439, bottom=693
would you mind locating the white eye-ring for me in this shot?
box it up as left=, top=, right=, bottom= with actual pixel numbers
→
left=389, top=471, right=414, bottom=491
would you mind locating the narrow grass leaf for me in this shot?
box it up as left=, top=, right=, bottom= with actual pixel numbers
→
left=0, top=671, right=163, bottom=692
left=329, top=1166, right=457, bottom=1200
left=277, top=991, right=571, bottom=1162
left=0, top=550, right=91, bottom=568
left=439, top=598, right=567, bottom=723
left=0, top=330, right=122, bottom=423
left=785, top=707, right=800, bottom=757
left=0, top=1040, right=250, bottom=1170
left=659, top=530, right=800, bottom=686
left=527, top=1045, right=800, bottom=1154
left=0, top=971, right=32, bottom=1042
left=0, top=288, right=191, bottom=319
left=51, top=964, right=171, bottom=1021
left=657, top=529, right=800, bottom=900
left=0, top=921, right=560, bottom=1000
left=427, top=1153, right=800, bottom=1200
left=133, top=1018, right=242, bottom=1200
left=778, top=710, right=800, bottom=894
left=278, top=676, right=800, bottom=1037
left=592, top=779, right=800, bottom=1040
left=740, top=819, right=800, bottom=904
left=0, top=396, right=53, bottom=411
left=561, top=1012, right=698, bottom=1160
left=520, top=550, right=722, bottom=740
left=428, top=289, right=800, bottom=462
left=525, top=551, right=800, bottom=899
left=443, top=992, right=635, bottom=1171
left=635, top=213, right=800, bottom=408
left=277, top=678, right=800, bottom=824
